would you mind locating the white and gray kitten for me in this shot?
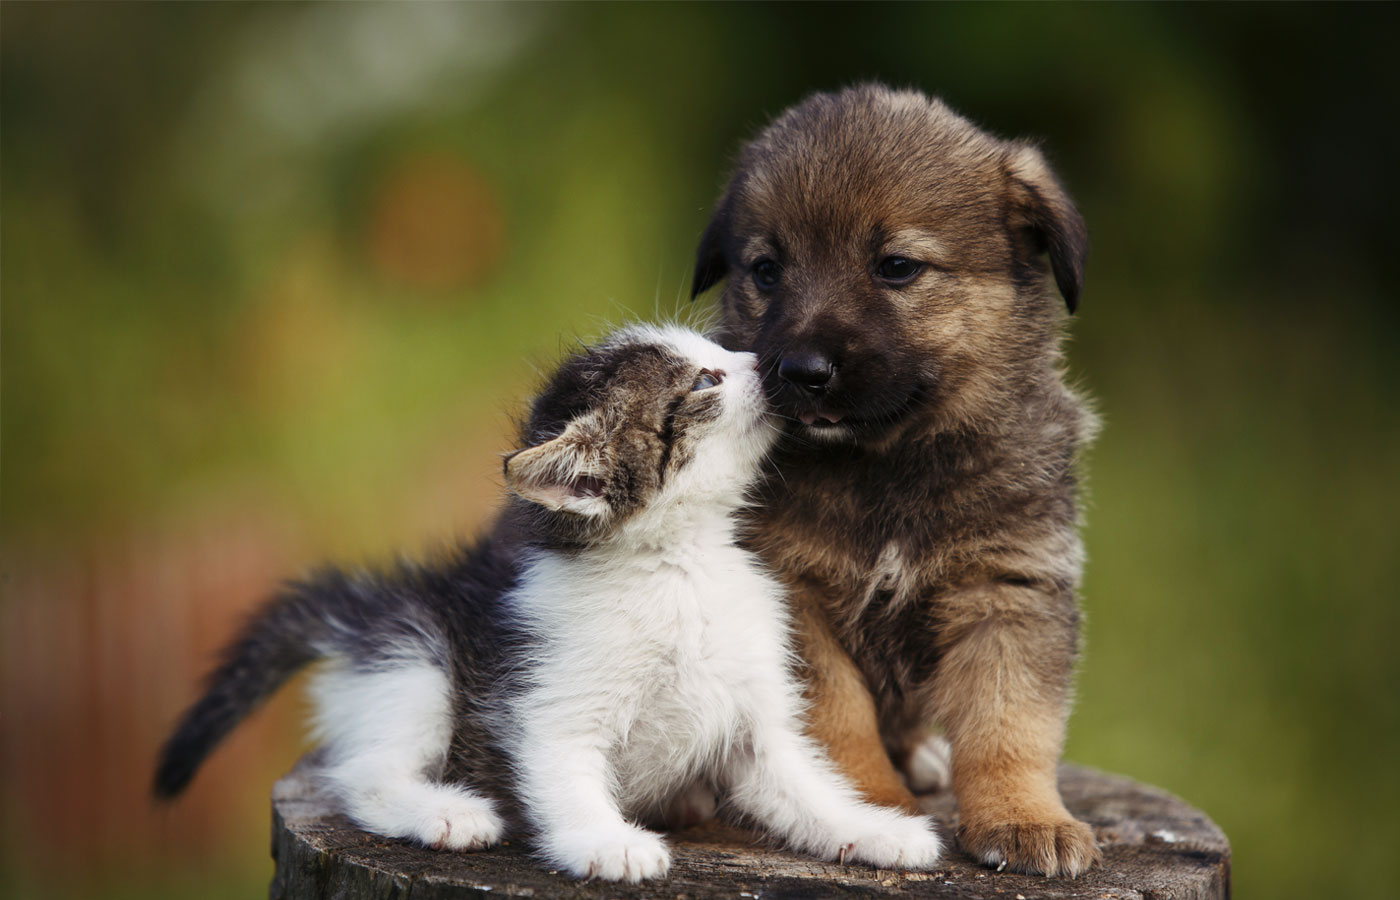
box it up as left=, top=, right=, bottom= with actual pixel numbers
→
left=153, top=325, right=943, bottom=882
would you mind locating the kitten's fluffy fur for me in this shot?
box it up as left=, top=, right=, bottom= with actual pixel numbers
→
left=154, top=325, right=942, bottom=882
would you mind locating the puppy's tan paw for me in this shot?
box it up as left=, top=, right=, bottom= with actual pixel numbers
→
left=957, top=815, right=1100, bottom=877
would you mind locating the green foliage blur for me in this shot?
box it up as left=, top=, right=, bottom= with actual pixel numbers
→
left=3, top=3, right=1397, bottom=899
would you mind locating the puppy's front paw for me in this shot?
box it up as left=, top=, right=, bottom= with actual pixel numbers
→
left=958, top=815, right=1099, bottom=877
left=550, top=825, right=672, bottom=882
left=839, top=810, right=943, bottom=870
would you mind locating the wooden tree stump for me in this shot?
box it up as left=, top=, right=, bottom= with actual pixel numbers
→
left=270, top=758, right=1229, bottom=899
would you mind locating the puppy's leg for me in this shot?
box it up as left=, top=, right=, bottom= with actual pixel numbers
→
left=793, top=598, right=921, bottom=813
left=929, top=584, right=1100, bottom=877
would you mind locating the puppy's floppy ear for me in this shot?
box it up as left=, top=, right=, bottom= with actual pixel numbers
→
left=690, top=195, right=731, bottom=299
left=503, top=418, right=609, bottom=517
left=1005, top=143, right=1088, bottom=313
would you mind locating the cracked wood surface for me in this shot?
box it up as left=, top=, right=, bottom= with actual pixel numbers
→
left=270, top=760, right=1229, bottom=899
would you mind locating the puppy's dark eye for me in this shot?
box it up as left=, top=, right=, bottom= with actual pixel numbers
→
left=691, top=369, right=724, bottom=391
left=876, top=256, right=921, bottom=284
left=752, top=259, right=781, bottom=291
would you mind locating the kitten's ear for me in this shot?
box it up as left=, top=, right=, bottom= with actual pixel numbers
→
left=503, top=419, right=610, bottom=517
left=1005, top=143, right=1088, bottom=314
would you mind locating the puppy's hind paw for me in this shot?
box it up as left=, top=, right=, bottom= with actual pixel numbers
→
left=904, top=733, right=953, bottom=794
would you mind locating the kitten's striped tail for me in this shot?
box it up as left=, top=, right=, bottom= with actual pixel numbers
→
left=151, top=569, right=364, bottom=800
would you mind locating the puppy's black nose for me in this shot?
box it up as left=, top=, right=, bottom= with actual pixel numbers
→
left=778, top=353, right=835, bottom=392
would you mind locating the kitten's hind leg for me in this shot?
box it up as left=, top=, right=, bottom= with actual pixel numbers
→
left=311, top=660, right=505, bottom=851
left=337, top=775, right=503, bottom=851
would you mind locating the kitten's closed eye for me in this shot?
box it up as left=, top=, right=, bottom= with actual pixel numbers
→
left=692, top=370, right=724, bottom=391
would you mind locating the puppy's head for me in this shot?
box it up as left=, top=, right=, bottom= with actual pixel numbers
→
left=692, top=85, right=1086, bottom=445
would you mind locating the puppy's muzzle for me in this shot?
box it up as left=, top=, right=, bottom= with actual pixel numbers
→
left=777, top=352, right=836, bottom=395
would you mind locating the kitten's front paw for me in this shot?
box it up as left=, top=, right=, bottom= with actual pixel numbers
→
left=840, top=811, right=944, bottom=870
left=414, top=793, right=506, bottom=851
left=551, top=825, right=671, bottom=882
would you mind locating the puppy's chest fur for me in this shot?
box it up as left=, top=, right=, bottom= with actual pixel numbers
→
left=747, top=417, right=1084, bottom=698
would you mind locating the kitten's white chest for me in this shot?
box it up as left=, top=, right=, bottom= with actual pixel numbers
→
left=607, top=555, right=774, bottom=803
left=633, top=554, right=761, bottom=694
left=516, top=538, right=788, bottom=812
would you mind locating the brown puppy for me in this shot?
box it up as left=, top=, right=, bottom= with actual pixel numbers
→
left=692, top=85, right=1100, bottom=877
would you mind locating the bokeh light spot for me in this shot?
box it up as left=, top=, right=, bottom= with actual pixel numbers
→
left=366, top=153, right=505, bottom=295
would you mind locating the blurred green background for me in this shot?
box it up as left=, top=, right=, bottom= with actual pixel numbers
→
left=3, top=3, right=1397, bottom=898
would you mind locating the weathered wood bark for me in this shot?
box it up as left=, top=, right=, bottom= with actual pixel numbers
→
left=270, top=759, right=1229, bottom=899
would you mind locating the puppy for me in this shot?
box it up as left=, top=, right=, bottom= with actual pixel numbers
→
left=691, top=84, right=1100, bottom=877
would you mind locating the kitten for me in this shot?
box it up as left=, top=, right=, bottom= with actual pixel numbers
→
left=153, top=325, right=943, bottom=882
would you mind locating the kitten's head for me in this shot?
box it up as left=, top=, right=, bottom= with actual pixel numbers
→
left=503, top=325, right=774, bottom=543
